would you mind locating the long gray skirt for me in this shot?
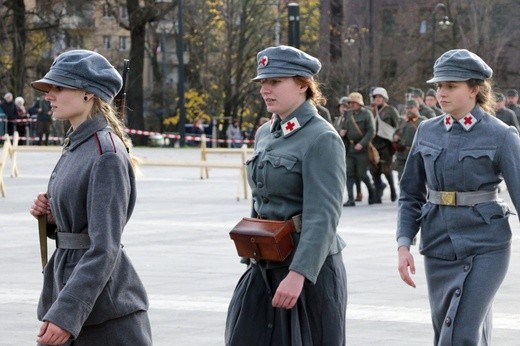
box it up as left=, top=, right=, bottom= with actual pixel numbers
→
left=424, top=247, right=510, bottom=346
left=38, top=310, right=152, bottom=346
left=225, top=252, right=347, bottom=346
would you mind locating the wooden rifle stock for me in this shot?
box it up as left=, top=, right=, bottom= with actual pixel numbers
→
left=114, top=59, right=130, bottom=120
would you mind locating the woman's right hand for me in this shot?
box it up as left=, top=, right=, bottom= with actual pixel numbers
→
left=30, top=192, right=51, bottom=219
left=398, top=246, right=416, bottom=288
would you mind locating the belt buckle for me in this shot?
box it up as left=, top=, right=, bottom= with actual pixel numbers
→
left=440, top=191, right=456, bottom=206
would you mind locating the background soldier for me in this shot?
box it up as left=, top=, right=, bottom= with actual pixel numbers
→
left=340, top=92, right=376, bottom=206
left=412, top=88, right=436, bottom=119
left=494, top=92, right=520, bottom=131
left=506, top=89, right=520, bottom=123
left=393, top=99, right=425, bottom=180
left=370, top=87, right=399, bottom=202
left=425, top=89, right=443, bottom=116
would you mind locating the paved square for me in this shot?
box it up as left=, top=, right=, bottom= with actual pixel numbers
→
left=1, top=146, right=519, bottom=345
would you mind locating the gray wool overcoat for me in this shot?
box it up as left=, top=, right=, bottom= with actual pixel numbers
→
left=37, top=115, right=149, bottom=339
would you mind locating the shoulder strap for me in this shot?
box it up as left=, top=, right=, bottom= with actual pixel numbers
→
left=93, top=129, right=116, bottom=155
left=350, top=114, right=364, bottom=136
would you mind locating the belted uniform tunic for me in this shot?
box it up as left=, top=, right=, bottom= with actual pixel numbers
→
left=226, top=100, right=347, bottom=345
left=38, top=115, right=150, bottom=342
left=397, top=105, right=520, bottom=345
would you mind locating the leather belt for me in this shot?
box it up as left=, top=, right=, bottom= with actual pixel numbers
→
left=256, top=214, right=302, bottom=233
left=56, top=232, right=91, bottom=249
left=428, top=190, right=498, bottom=206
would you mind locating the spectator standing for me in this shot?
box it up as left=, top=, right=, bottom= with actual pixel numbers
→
left=226, top=119, right=243, bottom=148
left=397, top=49, right=520, bottom=345
left=14, top=96, right=29, bottom=144
left=30, top=97, right=53, bottom=145
left=1, top=92, right=17, bottom=137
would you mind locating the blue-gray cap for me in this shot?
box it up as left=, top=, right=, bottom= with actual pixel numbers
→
left=427, top=49, right=493, bottom=83
left=252, top=45, right=321, bottom=81
left=31, top=50, right=123, bottom=102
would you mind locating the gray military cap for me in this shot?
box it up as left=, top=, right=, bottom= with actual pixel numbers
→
left=506, top=89, right=518, bottom=97
left=427, top=49, right=492, bottom=83
left=495, top=92, right=506, bottom=102
left=426, top=88, right=436, bottom=97
left=339, top=96, right=350, bottom=105
left=31, top=50, right=123, bottom=102
left=412, top=88, right=424, bottom=98
left=405, top=99, right=419, bottom=108
left=252, top=45, right=321, bottom=81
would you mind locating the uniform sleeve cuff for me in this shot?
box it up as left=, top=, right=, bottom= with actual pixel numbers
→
left=397, top=237, right=412, bottom=249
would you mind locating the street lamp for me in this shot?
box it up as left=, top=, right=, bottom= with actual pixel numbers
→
left=431, top=3, right=452, bottom=66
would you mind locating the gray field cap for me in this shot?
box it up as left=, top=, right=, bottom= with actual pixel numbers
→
left=31, top=50, right=122, bottom=102
left=252, top=45, right=321, bottom=81
left=506, top=89, right=518, bottom=97
left=427, top=49, right=492, bottom=83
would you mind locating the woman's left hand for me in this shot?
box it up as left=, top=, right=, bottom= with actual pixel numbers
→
left=37, top=321, right=71, bottom=345
left=272, top=270, right=305, bottom=309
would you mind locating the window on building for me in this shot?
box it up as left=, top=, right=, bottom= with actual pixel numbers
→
left=119, top=36, right=129, bottom=51
left=119, top=5, right=128, bottom=19
left=103, top=36, right=112, bottom=50
left=102, top=4, right=112, bottom=18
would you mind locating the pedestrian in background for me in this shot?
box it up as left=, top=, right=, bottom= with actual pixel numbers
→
left=494, top=92, right=520, bottom=131
left=412, top=88, right=436, bottom=119
left=1, top=92, right=17, bottom=137
left=226, top=45, right=347, bottom=345
left=226, top=119, right=243, bottom=148
left=14, top=96, right=29, bottom=144
left=29, top=97, right=53, bottom=145
left=29, top=50, right=151, bottom=345
left=425, top=88, right=443, bottom=116
left=397, top=49, right=520, bottom=345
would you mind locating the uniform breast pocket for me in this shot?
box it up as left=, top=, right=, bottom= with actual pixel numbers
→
left=263, top=153, right=302, bottom=195
left=459, top=147, right=496, bottom=186
left=416, top=141, right=442, bottom=176
left=246, top=153, right=259, bottom=186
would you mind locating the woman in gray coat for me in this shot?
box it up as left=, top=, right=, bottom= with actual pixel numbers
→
left=397, top=49, right=520, bottom=345
left=29, top=50, right=151, bottom=345
left=225, top=46, right=347, bottom=345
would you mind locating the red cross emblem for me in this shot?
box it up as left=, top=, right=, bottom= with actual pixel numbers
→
left=285, top=121, right=295, bottom=131
left=259, top=56, right=269, bottom=67
left=445, top=116, right=451, bottom=125
left=463, top=116, right=473, bottom=125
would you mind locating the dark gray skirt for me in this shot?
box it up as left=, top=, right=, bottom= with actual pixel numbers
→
left=225, top=252, right=347, bottom=346
left=424, top=247, right=510, bottom=346
left=38, top=310, right=152, bottom=346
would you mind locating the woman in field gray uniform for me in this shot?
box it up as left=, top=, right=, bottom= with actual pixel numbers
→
left=397, top=49, right=520, bottom=345
left=29, top=50, right=151, bottom=345
left=225, top=46, right=347, bottom=345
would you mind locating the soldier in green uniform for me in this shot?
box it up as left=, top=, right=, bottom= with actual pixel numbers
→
left=425, top=88, right=443, bottom=116
left=340, top=92, right=377, bottom=206
left=412, top=88, right=436, bottom=119
left=506, top=89, right=520, bottom=123
left=369, top=87, right=399, bottom=202
left=495, top=92, right=520, bottom=131
left=393, top=99, right=425, bottom=179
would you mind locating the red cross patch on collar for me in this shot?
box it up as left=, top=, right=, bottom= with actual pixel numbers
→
left=444, top=115, right=453, bottom=131
left=282, top=117, right=301, bottom=136
left=458, top=113, right=476, bottom=131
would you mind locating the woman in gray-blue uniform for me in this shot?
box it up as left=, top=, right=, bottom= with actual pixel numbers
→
left=29, top=50, right=151, bottom=345
left=397, top=49, right=520, bottom=345
left=226, top=46, right=347, bottom=345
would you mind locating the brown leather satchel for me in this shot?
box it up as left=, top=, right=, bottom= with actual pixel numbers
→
left=229, top=217, right=296, bottom=262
